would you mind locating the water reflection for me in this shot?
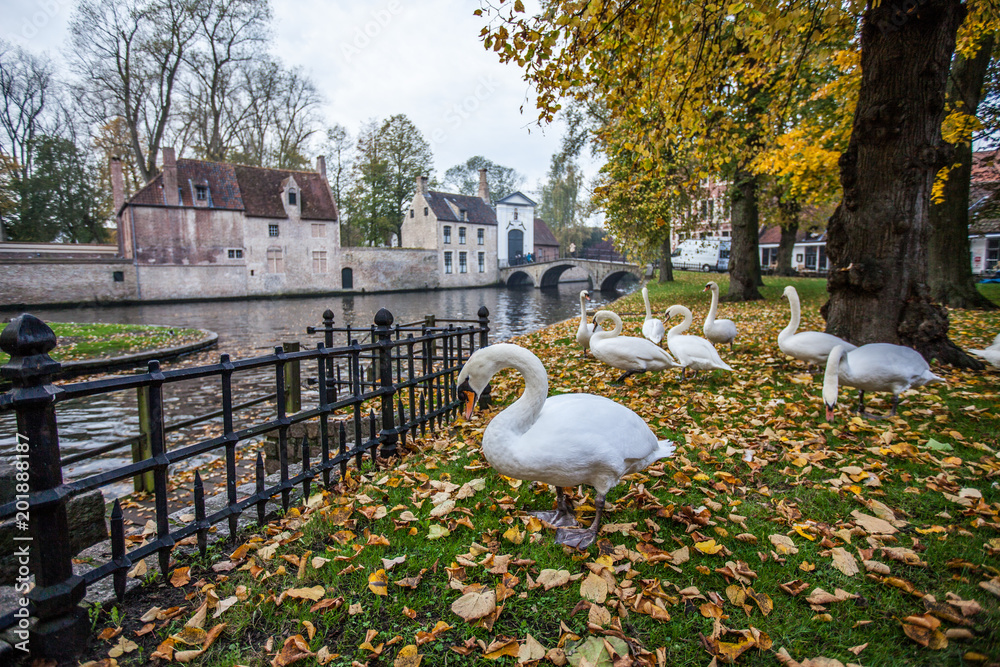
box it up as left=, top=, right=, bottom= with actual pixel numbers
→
left=1, top=281, right=631, bottom=490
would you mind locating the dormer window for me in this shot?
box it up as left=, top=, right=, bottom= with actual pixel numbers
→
left=288, top=190, right=297, bottom=206
left=195, top=185, right=208, bottom=201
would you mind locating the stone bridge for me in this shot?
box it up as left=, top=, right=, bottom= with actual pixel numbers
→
left=499, top=258, right=644, bottom=291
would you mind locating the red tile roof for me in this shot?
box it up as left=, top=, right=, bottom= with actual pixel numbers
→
left=533, top=218, right=559, bottom=247
left=425, top=191, right=497, bottom=226
left=124, top=158, right=338, bottom=221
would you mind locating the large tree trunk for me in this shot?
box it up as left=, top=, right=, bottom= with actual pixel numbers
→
left=776, top=200, right=800, bottom=277
left=725, top=168, right=764, bottom=301
left=825, top=0, right=981, bottom=368
left=928, top=34, right=997, bottom=310
left=659, top=236, right=674, bottom=282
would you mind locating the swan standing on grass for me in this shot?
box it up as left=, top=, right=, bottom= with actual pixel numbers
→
left=702, top=281, right=737, bottom=349
left=589, top=310, right=680, bottom=382
left=779, top=285, right=856, bottom=365
left=575, top=290, right=596, bottom=354
left=969, top=333, right=1000, bottom=369
left=456, top=343, right=676, bottom=549
left=641, top=286, right=665, bottom=345
left=822, top=344, right=943, bottom=421
left=664, top=305, right=733, bottom=377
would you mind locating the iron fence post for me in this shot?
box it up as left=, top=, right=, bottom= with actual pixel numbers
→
left=283, top=341, right=301, bottom=414
left=374, top=308, right=399, bottom=458
left=477, top=306, right=492, bottom=407
left=0, top=314, right=88, bottom=659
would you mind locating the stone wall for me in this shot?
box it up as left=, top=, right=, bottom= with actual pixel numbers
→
left=0, top=259, right=136, bottom=308
left=136, top=264, right=249, bottom=301
left=341, top=248, right=439, bottom=291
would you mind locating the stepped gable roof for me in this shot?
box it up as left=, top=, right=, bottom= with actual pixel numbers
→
left=425, top=191, right=497, bottom=225
left=533, top=218, right=559, bottom=247
left=125, top=159, right=243, bottom=211
left=123, top=158, right=338, bottom=221
left=233, top=165, right=338, bottom=221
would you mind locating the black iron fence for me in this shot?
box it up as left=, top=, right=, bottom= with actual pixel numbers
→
left=0, top=306, right=490, bottom=659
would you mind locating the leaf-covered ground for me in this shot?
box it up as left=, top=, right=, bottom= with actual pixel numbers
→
left=0, top=322, right=205, bottom=365
left=79, top=274, right=1000, bottom=667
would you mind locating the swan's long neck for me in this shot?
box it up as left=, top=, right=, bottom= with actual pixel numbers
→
left=642, top=288, right=652, bottom=320
left=485, top=348, right=548, bottom=440
left=667, top=306, right=692, bottom=339
left=822, top=345, right=845, bottom=408
left=579, top=294, right=588, bottom=325
left=780, top=290, right=801, bottom=343
left=705, top=287, right=719, bottom=326
left=592, top=311, right=622, bottom=343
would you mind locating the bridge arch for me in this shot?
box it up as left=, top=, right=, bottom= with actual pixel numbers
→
left=539, top=263, right=589, bottom=288
left=599, top=270, right=641, bottom=292
left=504, top=270, right=534, bottom=287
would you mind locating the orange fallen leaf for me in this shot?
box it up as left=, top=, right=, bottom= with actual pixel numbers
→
left=368, top=569, right=389, bottom=596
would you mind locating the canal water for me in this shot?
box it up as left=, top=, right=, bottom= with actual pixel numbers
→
left=1, top=281, right=633, bottom=494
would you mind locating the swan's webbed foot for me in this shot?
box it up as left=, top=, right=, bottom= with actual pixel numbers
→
left=614, top=370, right=640, bottom=384
left=555, top=526, right=598, bottom=549
left=532, top=509, right=579, bottom=528
left=530, top=487, right=578, bottom=528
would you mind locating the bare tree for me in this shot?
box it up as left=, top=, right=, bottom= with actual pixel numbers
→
left=0, top=40, right=53, bottom=180
left=182, top=0, right=270, bottom=161
left=70, top=0, right=199, bottom=183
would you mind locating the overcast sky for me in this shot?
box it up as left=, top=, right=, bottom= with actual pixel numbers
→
left=2, top=0, right=589, bottom=196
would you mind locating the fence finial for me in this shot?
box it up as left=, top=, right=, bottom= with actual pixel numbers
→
left=0, top=313, right=60, bottom=383
left=374, top=308, right=394, bottom=327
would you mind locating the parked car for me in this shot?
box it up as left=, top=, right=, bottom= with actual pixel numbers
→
left=671, top=238, right=731, bottom=272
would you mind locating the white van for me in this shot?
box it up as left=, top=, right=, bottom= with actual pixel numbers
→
left=671, top=238, right=731, bottom=272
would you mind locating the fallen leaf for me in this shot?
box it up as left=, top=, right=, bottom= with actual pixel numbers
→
left=451, top=590, right=496, bottom=622
left=368, top=569, right=389, bottom=596
left=394, top=644, right=422, bottom=667
left=830, top=548, right=860, bottom=577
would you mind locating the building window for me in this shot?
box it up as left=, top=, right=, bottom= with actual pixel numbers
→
left=267, top=248, right=284, bottom=273
left=112, top=271, right=124, bottom=282
left=443, top=226, right=452, bottom=244
left=459, top=252, right=467, bottom=273
left=195, top=185, right=207, bottom=201
left=721, top=230, right=730, bottom=237
left=761, top=247, right=777, bottom=267
left=312, top=250, right=328, bottom=273
left=342, top=267, right=353, bottom=289
left=444, top=251, right=453, bottom=274
left=478, top=252, right=485, bottom=273
left=819, top=246, right=828, bottom=271
left=805, top=246, right=817, bottom=270
left=311, top=223, right=326, bottom=238
left=288, top=190, right=297, bottom=206
left=459, top=227, right=466, bottom=244
left=269, top=224, right=280, bottom=237
left=227, top=248, right=244, bottom=259
left=424, top=206, right=428, bottom=216
left=513, top=208, right=518, bottom=220
left=987, top=238, right=1000, bottom=271
left=477, top=229, right=484, bottom=245
left=410, top=209, right=414, bottom=218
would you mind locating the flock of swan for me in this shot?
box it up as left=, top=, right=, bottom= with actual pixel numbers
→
left=455, top=282, right=978, bottom=547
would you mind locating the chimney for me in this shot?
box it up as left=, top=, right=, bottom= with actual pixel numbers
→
left=161, top=147, right=179, bottom=206
left=416, top=174, right=428, bottom=196
left=478, top=167, right=489, bottom=203
left=316, top=155, right=327, bottom=179
left=111, top=156, right=125, bottom=213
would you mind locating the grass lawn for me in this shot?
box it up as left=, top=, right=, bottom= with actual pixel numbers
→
left=80, top=273, right=1000, bottom=667
left=0, top=321, right=205, bottom=365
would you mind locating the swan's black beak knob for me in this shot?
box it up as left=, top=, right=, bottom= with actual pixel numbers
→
left=457, top=378, right=477, bottom=420
left=825, top=402, right=836, bottom=423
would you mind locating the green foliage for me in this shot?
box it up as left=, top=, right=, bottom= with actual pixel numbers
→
left=443, top=155, right=525, bottom=200
left=340, top=115, right=434, bottom=247
left=1, top=134, right=111, bottom=243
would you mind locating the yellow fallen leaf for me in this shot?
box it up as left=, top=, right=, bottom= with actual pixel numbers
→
left=394, top=644, right=422, bottom=667
left=368, top=570, right=389, bottom=596
left=695, top=539, right=725, bottom=555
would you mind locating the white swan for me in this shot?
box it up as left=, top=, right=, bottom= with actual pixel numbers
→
left=456, top=343, right=675, bottom=548
left=702, top=281, right=737, bottom=349
left=641, top=286, right=665, bottom=345
left=779, top=285, right=856, bottom=365
left=664, top=304, right=733, bottom=376
left=589, top=310, right=680, bottom=382
left=969, top=333, right=1000, bottom=369
left=822, top=344, right=944, bottom=421
left=575, top=290, right=596, bottom=354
